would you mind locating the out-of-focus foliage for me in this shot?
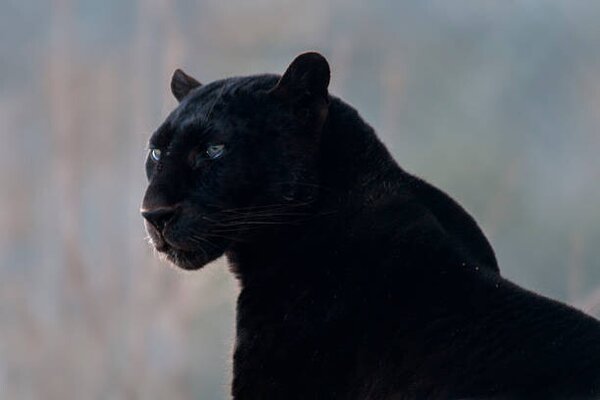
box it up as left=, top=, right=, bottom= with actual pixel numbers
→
left=1, top=1, right=599, bottom=398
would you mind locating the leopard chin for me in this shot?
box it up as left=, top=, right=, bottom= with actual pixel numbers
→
left=163, top=247, right=212, bottom=270
left=146, top=222, right=226, bottom=270
left=153, top=238, right=224, bottom=270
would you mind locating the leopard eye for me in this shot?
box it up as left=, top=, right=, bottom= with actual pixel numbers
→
left=206, top=144, right=225, bottom=159
left=150, top=148, right=162, bottom=162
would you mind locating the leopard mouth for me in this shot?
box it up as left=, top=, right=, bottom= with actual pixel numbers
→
left=145, top=222, right=226, bottom=270
left=163, top=246, right=210, bottom=270
left=155, top=239, right=218, bottom=270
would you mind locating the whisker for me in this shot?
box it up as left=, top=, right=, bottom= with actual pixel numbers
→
left=212, top=220, right=291, bottom=227
left=203, top=232, right=245, bottom=243
left=214, top=214, right=311, bottom=225
left=208, top=201, right=312, bottom=214
left=189, top=234, right=220, bottom=250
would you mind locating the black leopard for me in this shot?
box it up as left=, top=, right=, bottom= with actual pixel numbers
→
left=141, top=52, right=600, bottom=399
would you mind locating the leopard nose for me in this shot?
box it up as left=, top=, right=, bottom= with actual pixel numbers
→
left=141, top=206, right=178, bottom=232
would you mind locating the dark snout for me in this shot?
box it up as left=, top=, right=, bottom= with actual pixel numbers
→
left=140, top=180, right=183, bottom=252
left=141, top=205, right=179, bottom=232
left=140, top=182, right=230, bottom=270
left=141, top=178, right=183, bottom=235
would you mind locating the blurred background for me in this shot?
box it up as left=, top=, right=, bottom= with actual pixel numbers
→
left=2, top=0, right=599, bottom=398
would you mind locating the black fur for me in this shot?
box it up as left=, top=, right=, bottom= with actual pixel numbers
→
left=142, top=52, right=600, bottom=399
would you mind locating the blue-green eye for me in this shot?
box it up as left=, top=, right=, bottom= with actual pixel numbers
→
left=150, top=148, right=162, bottom=161
left=206, top=144, right=225, bottom=159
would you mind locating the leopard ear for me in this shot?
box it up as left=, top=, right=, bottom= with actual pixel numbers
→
left=171, top=69, right=201, bottom=102
left=270, top=52, right=330, bottom=104
left=270, top=52, right=330, bottom=128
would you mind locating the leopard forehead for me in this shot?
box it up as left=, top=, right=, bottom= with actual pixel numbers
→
left=150, top=74, right=281, bottom=149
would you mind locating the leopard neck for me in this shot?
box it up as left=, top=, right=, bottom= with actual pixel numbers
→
left=227, top=97, right=408, bottom=286
left=316, top=96, right=406, bottom=211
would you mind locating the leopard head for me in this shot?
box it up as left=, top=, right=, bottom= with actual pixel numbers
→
left=141, top=52, right=331, bottom=270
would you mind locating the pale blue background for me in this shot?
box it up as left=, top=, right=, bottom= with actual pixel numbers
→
left=1, top=1, right=599, bottom=398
